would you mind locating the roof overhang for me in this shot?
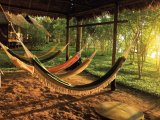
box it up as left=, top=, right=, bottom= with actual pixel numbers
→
left=0, top=0, right=159, bottom=19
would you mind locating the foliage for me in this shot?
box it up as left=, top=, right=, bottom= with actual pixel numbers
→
left=24, top=25, right=46, bottom=50
left=39, top=17, right=66, bottom=43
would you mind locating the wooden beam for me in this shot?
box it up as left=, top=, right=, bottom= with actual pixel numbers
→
left=66, top=16, right=70, bottom=61
left=111, top=0, right=119, bottom=91
left=68, top=20, right=128, bottom=28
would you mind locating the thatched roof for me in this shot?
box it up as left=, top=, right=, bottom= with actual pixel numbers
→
left=0, top=12, right=30, bottom=27
left=0, top=0, right=160, bottom=19
left=0, top=12, right=51, bottom=36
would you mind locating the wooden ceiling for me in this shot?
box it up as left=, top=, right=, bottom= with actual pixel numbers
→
left=0, top=0, right=159, bottom=19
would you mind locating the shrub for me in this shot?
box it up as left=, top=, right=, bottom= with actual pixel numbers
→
left=26, top=26, right=46, bottom=50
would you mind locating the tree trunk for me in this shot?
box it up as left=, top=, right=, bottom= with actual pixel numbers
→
left=137, top=40, right=141, bottom=79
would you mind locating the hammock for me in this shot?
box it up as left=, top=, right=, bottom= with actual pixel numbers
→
left=7, top=44, right=68, bottom=64
left=48, top=49, right=82, bottom=73
left=0, top=42, right=95, bottom=78
left=2, top=43, right=84, bottom=73
left=16, top=34, right=133, bottom=95
left=0, top=42, right=34, bottom=74
left=1, top=41, right=128, bottom=95
left=1, top=42, right=87, bottom=74
left=32, top=56, right=125, bottom=95
left=57, top=51, right=96, bottom=79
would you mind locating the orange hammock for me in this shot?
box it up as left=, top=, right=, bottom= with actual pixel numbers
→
left=48, top=50, right=82, bottom=73
left=56, top=51, right=96, bottom=79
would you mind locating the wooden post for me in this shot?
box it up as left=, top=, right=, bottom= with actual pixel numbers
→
left=66, top=17, right=70, bottom=61
left=76, top=19, right=82, bottom=52
left=0, top=72, right=1, bottom=88
left=0, top=70, right=3, bottom=88
left=75, top=19, right=82, bottom=66
left=111, top=0, right=119, bottom=91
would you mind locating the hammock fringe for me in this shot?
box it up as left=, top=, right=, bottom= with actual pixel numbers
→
left=34, top=68, right=116, bottom=95
left=32, top=56, right=125, bottom=96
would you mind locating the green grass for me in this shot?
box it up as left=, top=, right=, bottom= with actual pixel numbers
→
left=84, top=52, right=160, bottom=97
left=0, top=45, right=160, bottom=97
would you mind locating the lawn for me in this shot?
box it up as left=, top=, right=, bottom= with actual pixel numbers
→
left=0, top=44, right=160, bottom=97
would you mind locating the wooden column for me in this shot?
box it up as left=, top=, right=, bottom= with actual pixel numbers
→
left=66, top=17, right=70, bottom=61
left=75, top=19, right=82, bottom=66
left=111, top=0, right=119, bottom=91
left=76, top=19, right=82, bottom=52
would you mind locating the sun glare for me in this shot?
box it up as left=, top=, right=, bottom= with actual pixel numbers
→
left=151, top=52, right=160, bottom=58
left=151, top=52, right=156, bottom=58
